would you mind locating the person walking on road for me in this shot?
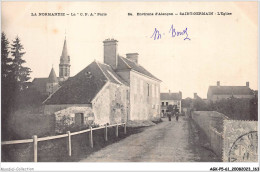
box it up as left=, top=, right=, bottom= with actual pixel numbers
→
left=167, top=111, right=171, bottom=121
left=175, top=112, right=179, bottom=122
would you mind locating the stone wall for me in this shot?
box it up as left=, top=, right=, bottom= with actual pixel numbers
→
left=192, top=111, right=229, bottom=157
left=91, top=82, right=129, bottom=125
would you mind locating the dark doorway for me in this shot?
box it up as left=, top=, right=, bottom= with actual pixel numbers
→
left=75, top=113, right=84, bottom=126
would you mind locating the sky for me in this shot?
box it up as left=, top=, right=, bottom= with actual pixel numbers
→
left=2, top=2, right=258, bottom=98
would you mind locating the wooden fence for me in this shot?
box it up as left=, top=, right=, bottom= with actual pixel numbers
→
left=1, top=123, right=127, bottom=162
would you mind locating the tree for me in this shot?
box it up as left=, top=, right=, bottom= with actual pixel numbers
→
left=9, top=36, right=32, bottom=111
left=10, top=36, right=31, bottom=92
left=192, top=97, right=209, bottom=111
left=1, top=32, right=12, bottom=80
left=1, top=33, right=13, bottom=125
left=181, top=97, right=193, bottom=108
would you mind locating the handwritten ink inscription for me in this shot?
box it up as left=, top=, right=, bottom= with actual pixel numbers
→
left=151, top=24, right=191, bottom=41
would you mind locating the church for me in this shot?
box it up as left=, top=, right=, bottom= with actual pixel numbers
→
left=33, top=37, right=161, bottom=128
left=31, top=37, right=71, bottom=96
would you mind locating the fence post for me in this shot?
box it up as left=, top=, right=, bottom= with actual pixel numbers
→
left=32, top=135, right=38, bottom=162
left=104, top=124, right=108, bottom=141
left=116, top=124, right=119, bottom=137
left=89, top=127, right=93, bottom=148
left=67, top=131, right=71, bottom=156
left=124, top=123, right=127, bottom=134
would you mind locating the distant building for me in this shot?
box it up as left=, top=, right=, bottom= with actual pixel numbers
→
left=31, top=37, right=70, bottom=96
left=43, top=38, right=161, bottom=128
left=160, top=91, right=182, bottom=114
left=207, top=81, right=254, bottom=102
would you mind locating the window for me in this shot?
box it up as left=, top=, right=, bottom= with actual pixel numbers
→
left=155, top=85, right=157, bottom=98
left=162, top=102, right=164, bottom=106
left=126, top=90, right=129, bottom=100
left=65, top=69, right=68, bottom=76
left=151, top=84, right=153, bottom=97
left=154, top=85, right=156, bottom=97
left=157, top=86, right=160, bottom=98
left=147, top=83, right=150, bottom=96
left=166, top=102, right=168, bottom=106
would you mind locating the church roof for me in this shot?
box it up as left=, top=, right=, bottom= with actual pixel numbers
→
left=117, top=56, right=161, bottom=81
left=48, top=67, right=58, bottom=83
left=44, top=61, right=128, bottom=105
left=208, top=86, right=253, bottom=95
left=60, top=38, right=70, bottom=64
left=160, top=92, right=182, bottom=100
left=32, top=78, right=49, bottom=94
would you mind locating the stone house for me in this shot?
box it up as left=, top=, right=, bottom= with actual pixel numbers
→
left=43, top=38, right=161, bottom=128
left=44, top=60, right=129, bottom=126
left=207, top=81, right=254, bottom=102
left=160, top=91, right=182, bottom=115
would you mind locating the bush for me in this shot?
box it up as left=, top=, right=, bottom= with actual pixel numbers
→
left=192, top=97, right=257, bottom=120
left=55, top=116, right=101, bottom=134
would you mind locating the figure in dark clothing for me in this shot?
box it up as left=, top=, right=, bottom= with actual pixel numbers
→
left=175, top=112, right=179, bottom=121
left=166, top=111, right=172, bottom=121
left=167, top=111, right=171, bottom=121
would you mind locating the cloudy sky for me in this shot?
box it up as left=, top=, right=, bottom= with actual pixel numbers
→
left=2, top=2, right=258, bottom=98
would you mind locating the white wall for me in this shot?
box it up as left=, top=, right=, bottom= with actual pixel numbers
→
left=129, top=71, right=161, bottom=120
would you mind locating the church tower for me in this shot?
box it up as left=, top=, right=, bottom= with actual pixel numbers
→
left=59, top=37, right=70, bottom=80
left=46, top=67, right=59, bottom=95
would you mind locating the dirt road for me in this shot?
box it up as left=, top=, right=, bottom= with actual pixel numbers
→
left=80, top=116, right=220, bottom=162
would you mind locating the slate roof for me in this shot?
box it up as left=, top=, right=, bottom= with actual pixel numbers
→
left=208, top=86, right=254, bottom=95
left=31, top=78, right=49, bottom=94
left=44, top=61, right=128, bottom=105
left=60, top=39, right=70, bottom=64
left=48, top=67, right=58, bottom=83
left=96, top=61, right=129, bottom=86
left=160, top=93, right=182, bottom=100
left=118, top=56, right=161, bottom=81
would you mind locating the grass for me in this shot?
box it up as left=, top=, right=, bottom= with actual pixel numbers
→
left=1, top=126, right=147, bottom=162
left=3, top=112, right=55, bottom=141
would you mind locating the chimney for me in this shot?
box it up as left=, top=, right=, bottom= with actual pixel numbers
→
left=103, top=38, right=118, bottom=69
left=169, top=90, right=171, bottom=93
left=217, top=81, right=220, bottom=86
left=246, top=82, right=249, bottom=87
left=126, top=53, right=139, bottom=64
left=194, top=93, right=197, bottom=99
left=179, top=91, right=182, bottom=99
